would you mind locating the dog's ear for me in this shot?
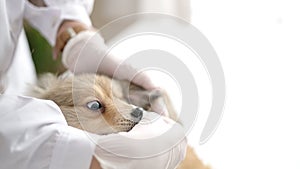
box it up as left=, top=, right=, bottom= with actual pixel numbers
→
left=118, top=80, right=150, bottom=109
left=28, top=73, right=60, bottom=98
left=146, top=88, right=178, bottom=121
left=120, top=81, right=178, bottom=121
left=29, top=71, right=74, bottom=98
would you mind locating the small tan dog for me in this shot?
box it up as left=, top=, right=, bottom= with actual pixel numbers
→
left=30, top=73, right=209, bottom=169
left=31, top=73, right=144, bottom=134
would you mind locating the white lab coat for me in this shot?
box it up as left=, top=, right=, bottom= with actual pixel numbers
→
left=0, top=0, right=93, bottom=94
left=0, top=95, right=95, bottom=169
left=0, top=1, right=96, bottom=169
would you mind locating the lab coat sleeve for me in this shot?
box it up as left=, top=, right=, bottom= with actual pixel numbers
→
left=24, top=0, right=94, bottom=46
left=0, top=95, right=95, bottom=169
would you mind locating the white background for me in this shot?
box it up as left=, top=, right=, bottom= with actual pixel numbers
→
left=189, top=0, right=300, bottom=169
left=107, top=0, right=300, bottom=168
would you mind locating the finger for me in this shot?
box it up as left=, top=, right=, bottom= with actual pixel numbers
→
left=53, top=32, right=70, bottom=60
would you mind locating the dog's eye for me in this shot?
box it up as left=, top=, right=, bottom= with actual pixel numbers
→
left=87, top=101, right=102, bottom=111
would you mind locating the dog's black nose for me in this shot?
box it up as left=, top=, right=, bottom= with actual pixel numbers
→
left=131, top=108, right=143, bottom=119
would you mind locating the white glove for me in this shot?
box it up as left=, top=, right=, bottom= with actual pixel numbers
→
left=62, top=30, right=169, bottom=116
left=62, top=30, right=156, bottom=90
left=89, top=112, right=187, bottom=169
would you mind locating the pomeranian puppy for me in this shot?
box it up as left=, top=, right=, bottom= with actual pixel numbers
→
left=30, top=72, right=210, bottom=169
left=30, top=73, right=144, bottom=134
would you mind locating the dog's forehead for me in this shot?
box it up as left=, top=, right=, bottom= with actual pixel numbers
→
left=72, top=74, right=109, bottom=87
left=70, top=74, right=114, bottom=97
left=70, top=74, right=149, bottom=102
left=93, top=75, right=126, bottom=98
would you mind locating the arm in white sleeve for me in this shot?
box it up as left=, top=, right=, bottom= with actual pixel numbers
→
left=24, top=0, right=94, bottom=46
left=0, top=95, right=95, bottom=169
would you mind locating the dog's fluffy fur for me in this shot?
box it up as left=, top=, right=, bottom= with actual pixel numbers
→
left=30, top=73, right=143, bottom=134
left=30, top=73, right=210, bottom=169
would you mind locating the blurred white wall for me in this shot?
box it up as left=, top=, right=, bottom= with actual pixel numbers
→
left=91, top=0, right=190, bottom=30
left=190, top=0, right=300, bottom=169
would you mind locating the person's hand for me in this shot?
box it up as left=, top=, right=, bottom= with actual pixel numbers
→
left=90, top=112, right=187, bottom=169
left=60, top=28, right=157, bottom=90
left=53, top=20, right=90, bottom=60
left=90, top=156, right=102, bottom=169
left=57, top=24, right=171, bottom=116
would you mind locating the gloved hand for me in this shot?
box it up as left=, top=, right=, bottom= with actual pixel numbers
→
left=61, top=30, right=157, bottom=90
left=61, top=29, right=171, bottom=116
left=89, top=112, right=187, bottom=169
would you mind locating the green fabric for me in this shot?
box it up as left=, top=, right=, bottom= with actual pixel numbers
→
left=24, top=23, right=65, bottom=74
